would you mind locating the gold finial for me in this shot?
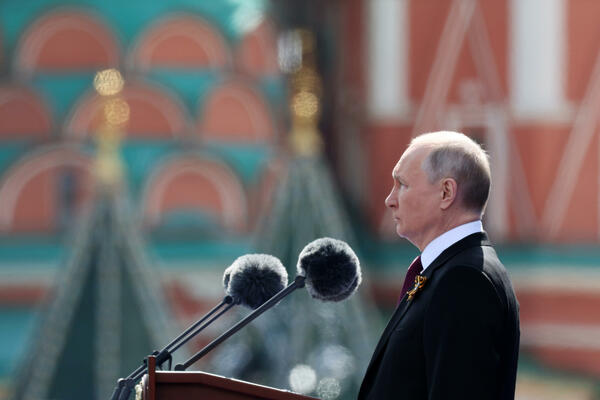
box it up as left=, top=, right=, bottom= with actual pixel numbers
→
left=286, top=29, right=323, bottom=157
left=103, top=97, right=130, bottom=127
left=291, top=91, right=319, bottom=120
left=93, top=68, right=124, bottom=96
left=92, top=69, right=127, bottom=188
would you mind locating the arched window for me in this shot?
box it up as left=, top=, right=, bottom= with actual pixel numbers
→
left=130, top=14, right=230, bottom=70
left=65, top=81, right=189, bottom=140
left=0, top=145, right=93, bottom=233
left=0, top=85, right=52, bottom=140
left=15, top=10, right=119, bottom=74
left=235, top=18, right=279, bottom=78
left=142, top=155, right=247, bottom=233
left=197, top=79, right=277, bottom=144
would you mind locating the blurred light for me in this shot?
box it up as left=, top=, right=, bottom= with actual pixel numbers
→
left=289, top=364, right=317, bottom=394
left=316, top=377, right=341, bottom=400
left=311, top=344, right=355, bottom=380
left=278, top=31, right=303, bottom=73
left=103, top=97, right=130, bottom=127
left=230, top=0, right=265, bottom=33
left=94, top=68, right=124, bottom=96
left=211, top=342, right=253, bottom=374
left=292, top=91, right=319, bottom=119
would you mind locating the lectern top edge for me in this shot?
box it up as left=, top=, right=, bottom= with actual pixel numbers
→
left=142, top=356, right=319, bottom=400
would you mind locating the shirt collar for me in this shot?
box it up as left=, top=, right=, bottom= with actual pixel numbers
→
left=421, top=220, right=484, bottom=271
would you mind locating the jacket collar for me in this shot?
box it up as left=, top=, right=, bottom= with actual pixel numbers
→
left=422, top=231, right=490, bottom=279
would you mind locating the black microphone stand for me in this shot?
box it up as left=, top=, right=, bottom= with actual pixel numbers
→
left=175, top=275, right=306, bottom=371
left=109, top=295, right=238, bottom=400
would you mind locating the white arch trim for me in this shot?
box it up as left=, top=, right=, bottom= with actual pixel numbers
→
left=16, top=12, right=119, bottom=75
left=65, top=83, right=188, bottom=139
left=0, top=145, right=92, bottom=231
left=143, top=157, right=247, bottom=231
left=237, top=18, right=279, bottom=75
left=200, top=82, right=275, bottom=141
left=0, top=87, right=52, bottom=131
left=133, top=15, right=230, bottom=70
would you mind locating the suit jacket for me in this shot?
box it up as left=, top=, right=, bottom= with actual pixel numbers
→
left=358, top=232, right=519, bottom=400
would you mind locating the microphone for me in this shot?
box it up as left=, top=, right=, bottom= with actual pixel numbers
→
left=297, top=237, right=361, bottom=302
left=222, top=264, right=235, bottom=291
left=109, top=254, right=287, bottom=400
left=175, top=238, right=361, bottom=371
left=227, top=254, right=288, bottom=309
left=169, top=254, right=287, bottom=353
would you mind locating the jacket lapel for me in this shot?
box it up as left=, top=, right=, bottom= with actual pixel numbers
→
left=365, top=296, right=411, bottom=372
left=359, top=297, right=411, bottom=396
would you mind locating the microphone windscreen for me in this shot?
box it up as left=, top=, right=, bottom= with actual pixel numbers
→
left=222, top=264, right=235, bottom=291
left=297, top=237, right=361, bottom=302
left=227, top=254, right=288, bottom=309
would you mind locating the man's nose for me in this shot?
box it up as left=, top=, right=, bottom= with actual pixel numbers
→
left=385, top=189, right=396, bottom=208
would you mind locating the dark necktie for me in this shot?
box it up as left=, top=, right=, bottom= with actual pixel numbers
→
left=399, top=256, right=423, bottom=301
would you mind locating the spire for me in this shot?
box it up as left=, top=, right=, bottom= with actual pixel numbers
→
left=10, top=69, right=175, bottom=400
left=210, top=29, right=377, bottom=400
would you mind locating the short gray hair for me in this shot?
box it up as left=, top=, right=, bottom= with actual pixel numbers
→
left=410, top=131, right=491, bottom=214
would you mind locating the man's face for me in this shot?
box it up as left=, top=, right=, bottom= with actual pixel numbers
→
left=385, top=145, right=442, bottom=250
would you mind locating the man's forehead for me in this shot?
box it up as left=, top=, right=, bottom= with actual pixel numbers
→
left=392, top=158, right=409, bottom=179
left=393, top=145, right=430, bottom=177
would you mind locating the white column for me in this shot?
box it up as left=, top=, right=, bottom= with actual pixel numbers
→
left=510, top=0, right=566, bottom=118
left=485, top=106, right=510, bottom=239
left=367, top=0, right=409, bottom=120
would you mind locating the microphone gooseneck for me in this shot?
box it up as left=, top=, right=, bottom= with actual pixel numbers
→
left=110, top=296, right=235, bottom=400
left=297, top=237, right=362, bottom=302
left=175, top=275, right=306, bottom=371
left=109, top=253, right=287, bottom=400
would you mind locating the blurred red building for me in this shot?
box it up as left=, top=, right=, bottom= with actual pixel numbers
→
left=1, top=0, right=600, bottom=399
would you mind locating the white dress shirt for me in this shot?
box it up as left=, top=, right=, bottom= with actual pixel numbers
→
left=421, top=220, right=484, bottom=272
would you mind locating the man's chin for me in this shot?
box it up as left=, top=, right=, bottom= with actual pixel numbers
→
left=396, top=227, right=407, bottom=239
left=396, top=230, right=418, bottom=247
left=394, top=221, right=406, bottom=236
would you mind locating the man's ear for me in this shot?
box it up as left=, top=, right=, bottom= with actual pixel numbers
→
left=440, top=178, right=458, bottom=210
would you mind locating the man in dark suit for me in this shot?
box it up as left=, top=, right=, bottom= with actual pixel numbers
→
left=359, top=131, right=519, bottom=400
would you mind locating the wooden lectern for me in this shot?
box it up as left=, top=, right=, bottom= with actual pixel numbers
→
left=140, top=356, right=319, bottom=400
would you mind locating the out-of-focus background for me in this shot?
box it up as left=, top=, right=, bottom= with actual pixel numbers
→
left=1, top=0, right=600, bottom=399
